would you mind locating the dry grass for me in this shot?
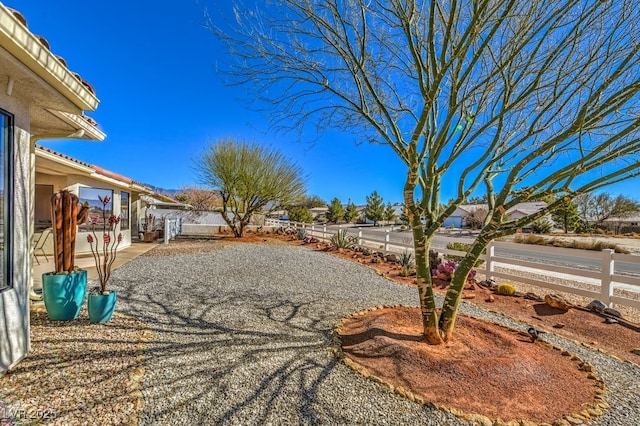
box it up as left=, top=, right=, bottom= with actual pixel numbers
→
left=514, top=234, right=631, bottom=253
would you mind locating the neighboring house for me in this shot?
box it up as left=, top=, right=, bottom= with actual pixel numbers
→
left=0, top=5, right=104, bottom=373
left=443, top=202, right=548, bottom=228
left=34, top=145, right=155, bottom=255
left=600, top=215, right=640, bottom=234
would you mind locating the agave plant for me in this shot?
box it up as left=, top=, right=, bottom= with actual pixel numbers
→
left=399, top=250, right=415, bottom=277
left=330, top=229, right=357, bottom=249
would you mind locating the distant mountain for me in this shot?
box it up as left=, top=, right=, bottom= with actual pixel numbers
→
left=142, top=183, right=181, bottom=198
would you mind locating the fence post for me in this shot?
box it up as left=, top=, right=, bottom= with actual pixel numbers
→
left=384, top=230, right=390, bottom=254
left=601, top=249, right=615, bottom=307
left=163, top=218, right=170, bottom=244
left=323, top=225, right=327, bottom=242
left=485, top=240, right=495, bottom=281
left=358, top=228, right=362, bottom=246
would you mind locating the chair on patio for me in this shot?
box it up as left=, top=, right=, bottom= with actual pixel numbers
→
left=33, top=228, right=52, bottom=265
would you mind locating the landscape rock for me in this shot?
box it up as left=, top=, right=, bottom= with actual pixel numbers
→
left=544, top=294, right=573, bottom=311
left=485, top=295, right=495, bottom=303
left=631, top=348, right=640, bottom=356
left=585, top=300, right=607, bottom=313
left=524, top=292, right=543, bottom=302
left=604, top=317, right=619, bottom=324
left=386, top=253, right=398, bottom=263
left=603, top=307, right=622, bottom=318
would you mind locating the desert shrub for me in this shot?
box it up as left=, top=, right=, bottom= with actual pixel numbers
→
left=302, top=235, right=319, bottom=244
left=514, top=234, right=629, bottom=253
left=530, top=219, right=552, bottom=234
left=399, top=250, right=415, bottom=277
left=445, top=242, right=484, bottom=267
left=330, top=229, right=357, bottom=249
left=297, top=228, right=307, bottom=240
left=496, top=283, right=516, bottom=296
left=429, top=250, right=441, bottom=270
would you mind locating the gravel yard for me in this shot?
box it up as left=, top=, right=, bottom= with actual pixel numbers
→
left=3, top=241, right=639, bottom=425
left=119, top=243, right=638, bottom=425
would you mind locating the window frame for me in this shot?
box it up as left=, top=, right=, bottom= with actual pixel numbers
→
left=0, top=108, right=14, bottom=291
left=120, top=191, right=130, bottom=230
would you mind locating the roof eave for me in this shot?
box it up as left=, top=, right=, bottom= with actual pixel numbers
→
left=0, top=5, right=99, bottom=111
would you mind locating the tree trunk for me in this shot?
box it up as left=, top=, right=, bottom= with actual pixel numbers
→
left=439, top=236, right=488, bottom=340
left=404, top=166, right=443, bottom=345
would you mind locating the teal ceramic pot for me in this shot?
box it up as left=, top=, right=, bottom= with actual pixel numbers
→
left=41, top=270, right=87, bottom=321
left=88, top=291, right=117, bottom=323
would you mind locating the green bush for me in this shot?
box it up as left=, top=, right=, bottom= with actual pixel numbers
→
left=445, top=242, right=484, bottom=267
left=330, top=229, right=357, bottom=249
left=530, top=219, right=552, bottom=234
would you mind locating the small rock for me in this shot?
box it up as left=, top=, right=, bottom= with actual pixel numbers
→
left=385, top=253, right=398, bottom=263
left=630, top=348, right=640, bottom=355
left=603, top=307, right=622, bottom=318
left=486, top=295, right=495, bottom=303
left=462, top=293, right=476, bottom=299
left=585, top=300, right=607, bottom=313
left=544, top=294, right=573, bottom=311
left=553, top=323, right=565, bottom=329
left=604, top=317, right=619, bottom=324
left=524, top=292, right=543, bottom=302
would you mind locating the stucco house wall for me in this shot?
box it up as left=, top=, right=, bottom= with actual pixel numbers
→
left=0, top=94, right=31, bottom=373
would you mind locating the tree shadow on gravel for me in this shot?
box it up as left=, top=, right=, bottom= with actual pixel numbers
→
left=112, top=284, right=369, bottom=425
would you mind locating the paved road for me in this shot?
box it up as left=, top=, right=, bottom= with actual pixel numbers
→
left=324, top=224, right=640, bottom=277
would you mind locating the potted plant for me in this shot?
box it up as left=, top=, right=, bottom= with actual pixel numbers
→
left=86, top=195, right=123, bottom=323
left=42, top=191, right=90, bottom=321
left=143, top=213, right=156, bottom=242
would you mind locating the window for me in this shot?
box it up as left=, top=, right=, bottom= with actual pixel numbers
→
left=35, top=184, right=54, bottom=231
left=0, top=109, right=14, bottom=291
left=120, top=191, right=130, bottom=230
left=78, top=187, right=113, bottom=232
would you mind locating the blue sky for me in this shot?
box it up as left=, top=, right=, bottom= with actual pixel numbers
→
left=9, top=0, right=407, bottom=206
left=8, top=1, right=640, bottom=206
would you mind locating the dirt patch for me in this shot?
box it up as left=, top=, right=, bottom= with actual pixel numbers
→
left=143, top=234, right=288, bottom=257
left=338, top=306, right=603, bottom=424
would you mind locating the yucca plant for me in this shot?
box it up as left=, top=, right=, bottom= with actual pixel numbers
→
left=330, top=229, right=357, bottom=249
left=399, top=250, right=415, bottom=277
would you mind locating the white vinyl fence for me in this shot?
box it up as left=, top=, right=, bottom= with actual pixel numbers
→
left=264, top=218, right=640, bottom=311
left=163, top=218, right=183, bottom=244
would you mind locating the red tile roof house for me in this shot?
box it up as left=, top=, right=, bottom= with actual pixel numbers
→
left=0, top=4, right=134, bottom=373
left=34, top=144, right=154, bottom=256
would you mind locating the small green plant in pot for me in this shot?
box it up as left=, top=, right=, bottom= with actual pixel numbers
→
left=86, top=195, right=123, bottom=323
left=42, top=191, right=90, bottom=321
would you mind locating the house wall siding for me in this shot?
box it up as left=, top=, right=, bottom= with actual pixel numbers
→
left=0, top=115, right=31, bottom=372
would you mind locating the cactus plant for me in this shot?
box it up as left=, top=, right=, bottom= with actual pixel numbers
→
left=297, top=228, right=307, bottom=240
left=330, top=229, right=357, bottom=249
left=50, top=190, right=89, bottom=273
left=496, top=283, right=516, bottom=296
left=42, top=190, right=90, bottom=321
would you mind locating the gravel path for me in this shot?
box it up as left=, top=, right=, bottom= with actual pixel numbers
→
left=110, top=243, right=640, bottom=425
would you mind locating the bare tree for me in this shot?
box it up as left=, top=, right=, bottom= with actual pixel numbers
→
left=463, top=207, right=489, bottom=230
left=575, top=192, right=640, bottom=225
left=208, top=1, right=640, bottom=343
left=174, top=186, right=221, bottom=211
left=195, top=138, right=306, bottom=237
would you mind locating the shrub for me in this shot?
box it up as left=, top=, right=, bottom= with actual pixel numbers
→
left=513, top=234, right=630, bottom=253
left=399, top=250, right=415, bottom=277
left=496, top=283, right=516, bottom=296
left=330, top=229, right=357, bottom=249
left=432, top=259, right=477, bottom=282
left=530, top=219, right=552, bottom=234
left=445, top=242, right=484, bottom=267
left=297, top=228, right=307, bottom=240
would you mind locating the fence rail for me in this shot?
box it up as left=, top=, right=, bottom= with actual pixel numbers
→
left=264, top=218, right=640, bottom=311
